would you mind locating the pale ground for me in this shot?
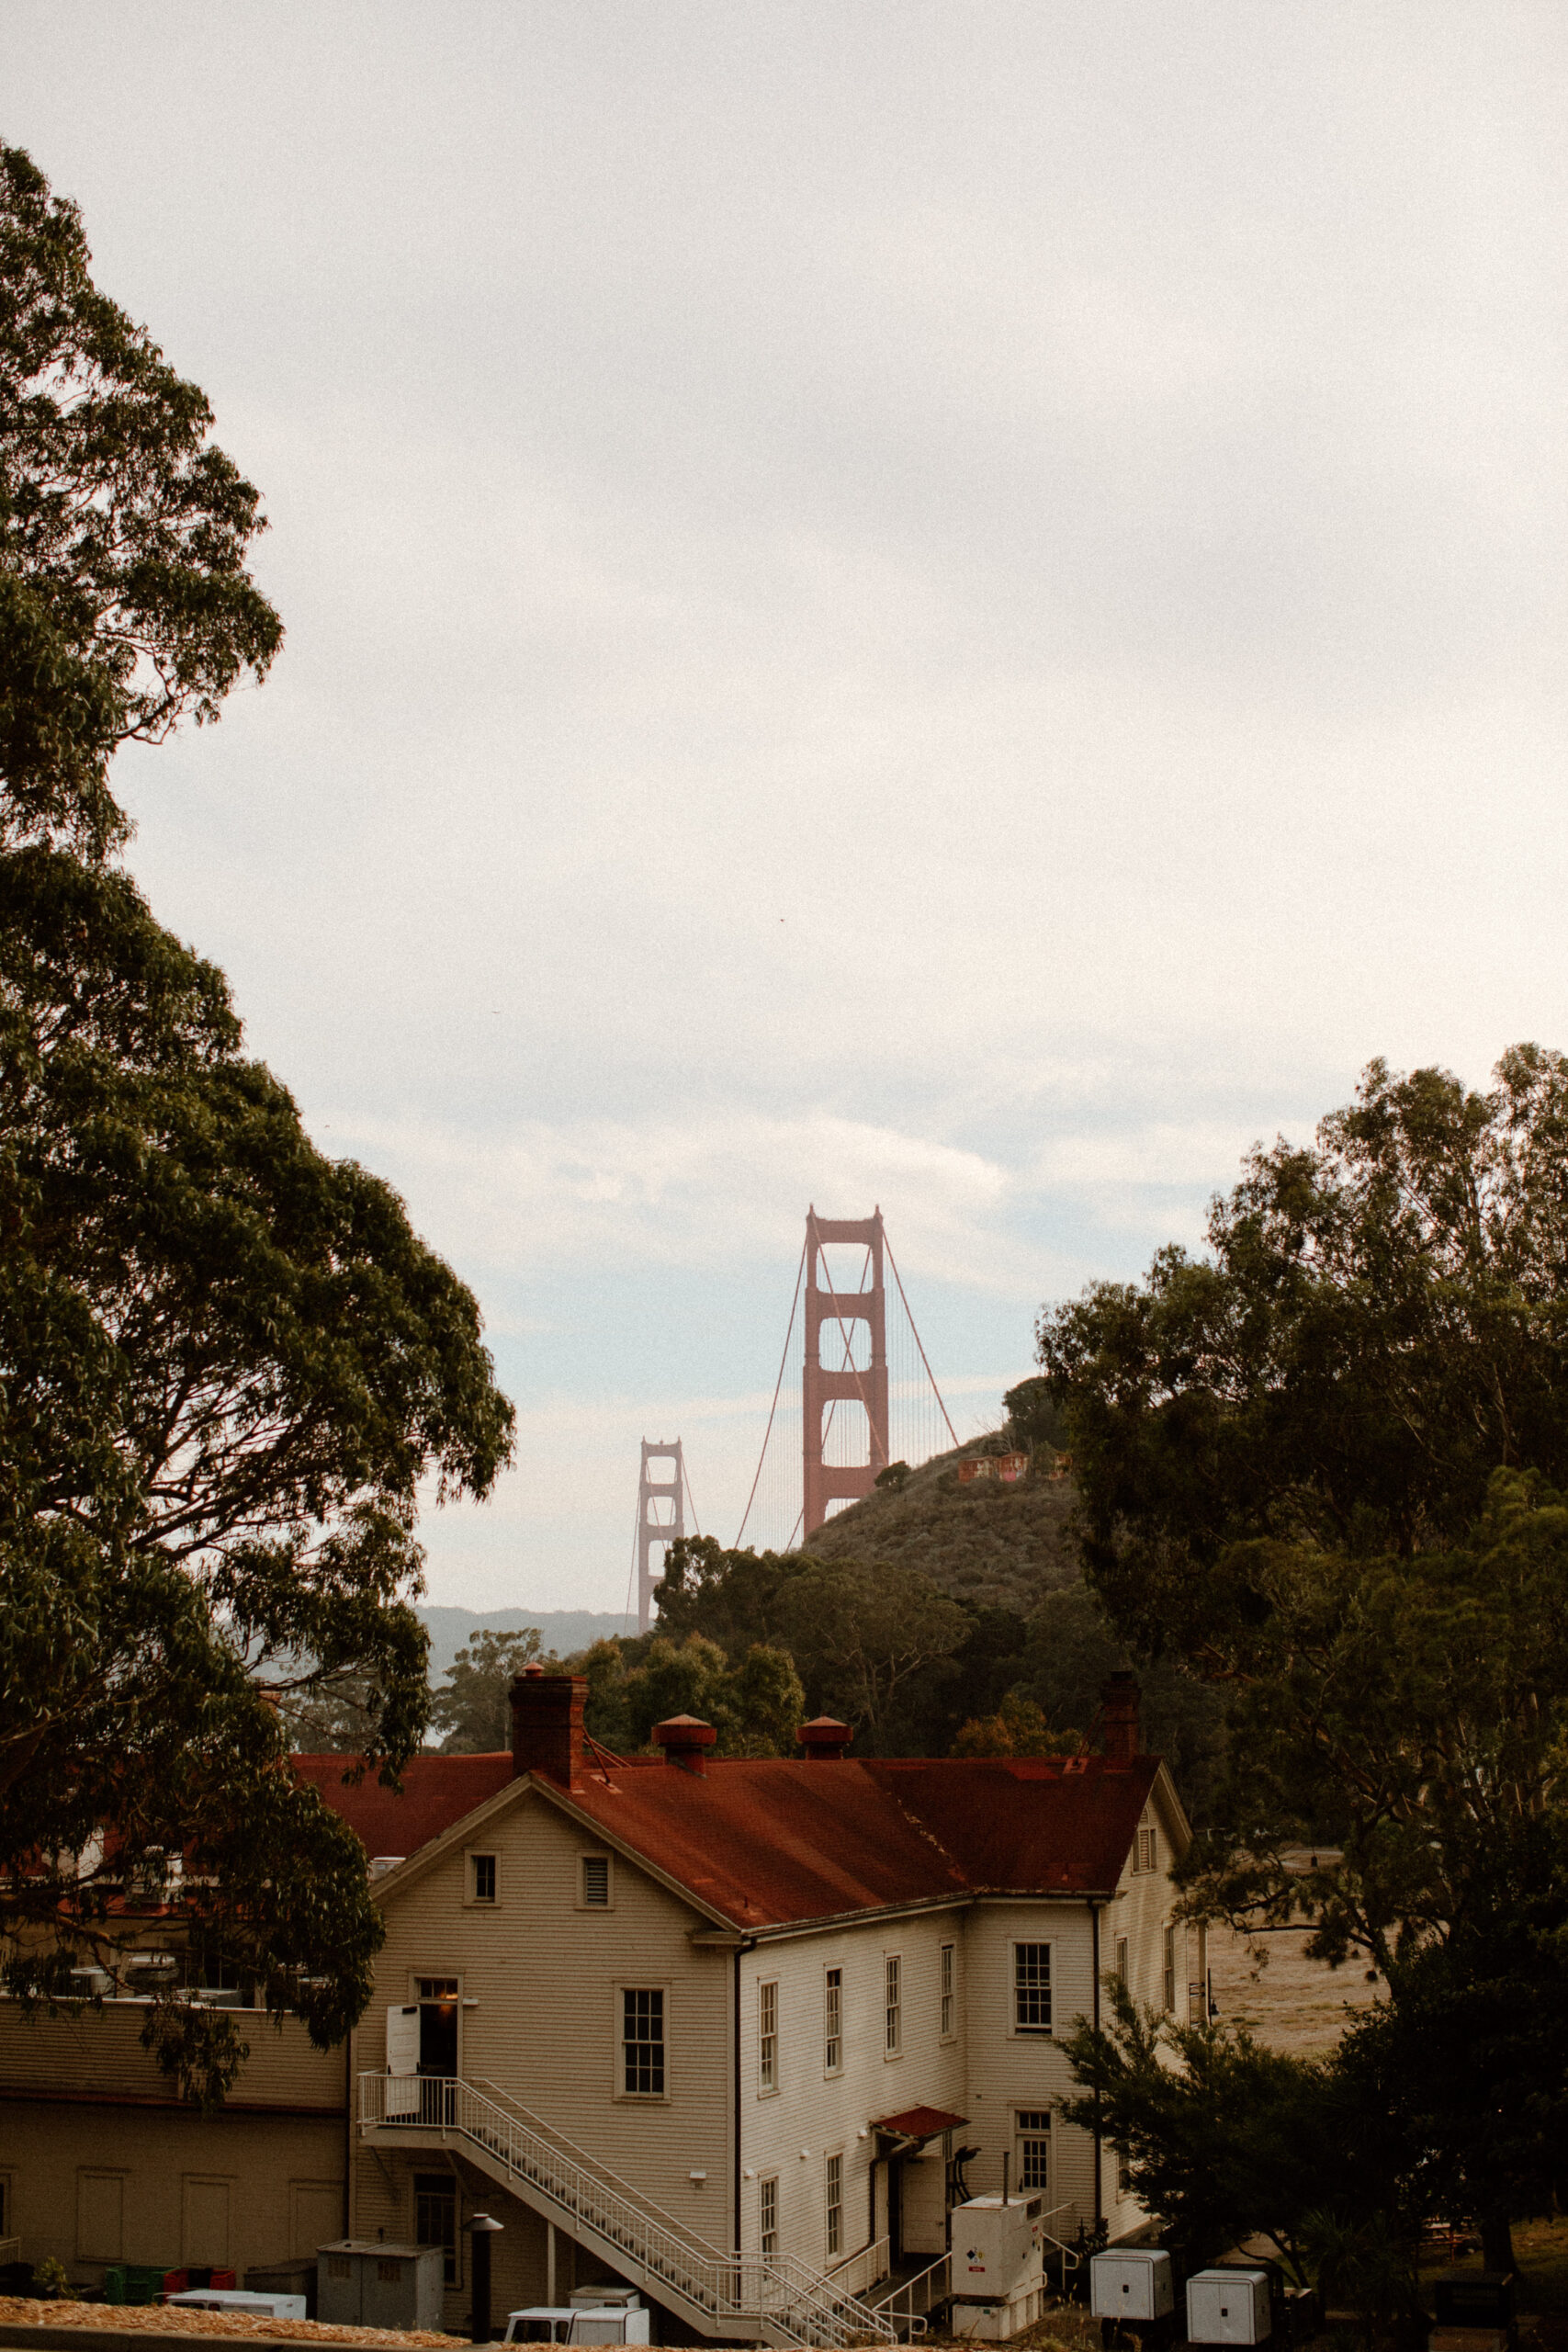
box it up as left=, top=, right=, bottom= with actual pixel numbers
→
left=0, top=2301, right=461, bottom=2347
left=1206, top=1924, right=1382, bottom=2056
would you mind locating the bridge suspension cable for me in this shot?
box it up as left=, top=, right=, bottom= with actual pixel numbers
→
left=735, top=1209, right=957, bottom=1551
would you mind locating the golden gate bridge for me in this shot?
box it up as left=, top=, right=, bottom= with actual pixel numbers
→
left=634, top=1208, right=956, bottom=1630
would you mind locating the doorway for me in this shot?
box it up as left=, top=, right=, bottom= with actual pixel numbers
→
left=416, top=1978, right=459, bottom=2075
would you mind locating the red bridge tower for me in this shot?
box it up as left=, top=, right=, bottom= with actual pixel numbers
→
left=802, top=1207, right=890, bottom=1537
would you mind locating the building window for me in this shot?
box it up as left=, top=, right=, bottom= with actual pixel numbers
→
left=622, top=1988, right=665, bottom=2095
left=826, top=2152, right=843, bottom=2259
left=414, top=2172, right=458, bottom=2286
left=581, top=1855, right=611, bottom=1906
left=1014, top=1942, right=1052, bottom=2035
left=1163, top=1925, right=1177, bottom=2013
left=1015, top=2111, right=1051, bottom=2193
left=1115, top=1935, right=1129, bottom=1987
left=940, top=1941, right=955, bottom=2040
left=760, top=2175, right=779, bottom=2258
left=884, top=1955, right=901, bottom=2056
left=759, top=1979, right=779, bottom=2095
left=470, top=1854, right=496, bottom=1905
left=1135, top=1812, right=1156, bottom=1873
left=824, top=1967, right=842, bottom=2075
left=1117, top=2145, right=1133, bottom=2195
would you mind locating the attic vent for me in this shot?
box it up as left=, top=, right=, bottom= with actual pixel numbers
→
left=581, top=1856, right=610, bottom=1906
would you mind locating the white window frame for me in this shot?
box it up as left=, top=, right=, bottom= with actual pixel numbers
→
left=824, top=1965, right=843, bottom=2077
left=939, top=1940, right=956, bottom=2041
left=884, top=1953, right=902, bottom=2058
left=1163, top=1924, right=1177, bottom=2014
left=1011, top=1939, right=1053, bottom=2037
left=615, top=1983, right=669, bottom=2101
left=1115, top=1934, right=1129, bottom=1987
left=579, top=1853, right=614, bottom=1910
left=465, top=1850, right=498, bottom=1906
left=759, top=2174, right=779, bottom=2258
left=1014, top=2109, right=1051, bottom=2194
left=758, top=1978, right=779, bottom=2097
left=825, top=2150, right=844, bottom=2260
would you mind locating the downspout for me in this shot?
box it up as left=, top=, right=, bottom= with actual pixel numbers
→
left=344, top=2028, right=354, bottom=2239
left=732, top=1947, right=743, bottom=2258
left=1090, top=1902, right=1102, bottom=2230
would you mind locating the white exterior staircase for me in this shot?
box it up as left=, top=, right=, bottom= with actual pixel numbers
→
left=358, top=2072, right=897, bottom=2347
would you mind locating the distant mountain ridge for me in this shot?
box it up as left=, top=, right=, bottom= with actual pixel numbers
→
left=417, top=1605, right=636, bottom=1686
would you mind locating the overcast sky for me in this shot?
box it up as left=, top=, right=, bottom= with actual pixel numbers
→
left=8, top=3, right=1566, bottom=1611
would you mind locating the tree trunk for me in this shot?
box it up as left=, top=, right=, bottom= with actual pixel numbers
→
left=1481, top=2210, right=1516, bottom=2274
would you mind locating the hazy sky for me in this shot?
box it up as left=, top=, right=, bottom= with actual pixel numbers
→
left=8, top=3, right=1565, bottom=1610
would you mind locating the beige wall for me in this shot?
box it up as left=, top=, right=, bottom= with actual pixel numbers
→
left=0, top=2097, right=344, bottom=2287
left=0, top=1997, right=346, bottom=2289
left=355, top=1783, right=733, bottom=2253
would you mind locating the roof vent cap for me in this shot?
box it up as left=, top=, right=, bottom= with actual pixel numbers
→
left=797, top=1717, right=852, bottom=1761
left=653, top=1715, right=718, bottom=1777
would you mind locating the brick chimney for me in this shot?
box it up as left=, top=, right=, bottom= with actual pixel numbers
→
left=510, top=1664, right=587, bottom=1791
left=797, top=1717, right=852, bottom=1761
left=1100, top=1671, right=1141, bottom=1765
left=653, top=1715, right=718, bottom=1777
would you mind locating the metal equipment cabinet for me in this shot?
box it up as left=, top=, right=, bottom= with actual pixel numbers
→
left=317, top=2240, right=445, bottom=2332
left=1091, top=2249, right=1176, bottom=2322
left=1187, top=2268, right=1272, bottom=2345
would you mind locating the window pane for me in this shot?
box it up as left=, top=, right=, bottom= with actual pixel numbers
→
left=623, top=1987, right=665, bottom=2094
left=760, top=2176, right=778, bottom=2257
left=472, top=1854, right=496, bottom=1903
left=826, top=2153, right=842, bottom=2257
left=1014, top=1942, right=1052, bottom=2033
left=414, top=2172, right=457, bottom=2286
left=825, top=1967, right=841, bottom=2072
left=885, top=1956, right=900, bottom=2053
left=760, top=1980, right=778, bottom=2093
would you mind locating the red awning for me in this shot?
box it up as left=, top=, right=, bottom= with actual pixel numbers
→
left=870, top=2105, right=969, bottom=2143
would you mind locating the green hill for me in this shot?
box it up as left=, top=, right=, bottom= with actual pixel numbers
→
left=805, top=1440, right=1080, bottom=1615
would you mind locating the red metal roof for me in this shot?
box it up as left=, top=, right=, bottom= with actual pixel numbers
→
left=292, top=1752, right=512, bottom=1857
left=297, top=1748, right=1160, bottom=1927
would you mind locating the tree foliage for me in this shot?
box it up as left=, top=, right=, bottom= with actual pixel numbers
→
left=656, top=1537, right=967, bottom=1751
left=1, top=143, right=283, bottom=856
left=0, top=145, right=513, bottom=2100
left=1039, top=1051, right=1568, bottom=2251
left=1059, top=1984, right=1413, bottom=2292
left=430, top=1628, right=547, bottom=1753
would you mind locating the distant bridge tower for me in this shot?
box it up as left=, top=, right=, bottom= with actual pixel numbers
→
left=637, top=1439, right=685, bottom=1634
left=803, top=1208, right=890, bottom=1537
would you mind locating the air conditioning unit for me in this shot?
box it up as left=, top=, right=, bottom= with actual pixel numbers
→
left=69, top=1966, right=114, bottom=1997
left=123, top=1950, right=179, bottom=1982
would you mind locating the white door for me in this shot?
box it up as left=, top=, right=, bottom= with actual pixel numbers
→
left=387, top=2004, right=421, bottom=2118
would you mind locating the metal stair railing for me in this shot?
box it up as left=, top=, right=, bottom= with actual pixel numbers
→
left=358, top=2072, right=895, bottom=2347
left=874, top=2254, right=950, bottom=2339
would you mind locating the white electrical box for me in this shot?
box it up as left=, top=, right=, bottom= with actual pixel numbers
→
left=952, top=2197, right=1044, bottom=2301
left=1090, top=2249, right=1175, bottom=2321
left=1187, top=2268, right=1272, bottom=2344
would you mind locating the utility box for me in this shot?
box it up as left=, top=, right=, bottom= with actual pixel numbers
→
left=317, top=2240, right=444, bottom=2333
left=951, top=2196, right=1045, bottom=2342
left=1091, top=2250, right=1175, bottom=2322
left=1187, top=2268, right=1272, bottom=2345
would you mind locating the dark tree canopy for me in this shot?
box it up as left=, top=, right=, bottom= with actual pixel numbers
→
left=1040, top=1052, right=1568, bottom=2258
left=1040, top=1048, right=1568, bottom=1658
left=0, top=145, right=513, bottom=2100
left=1, top=142, right=283, bottom=856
